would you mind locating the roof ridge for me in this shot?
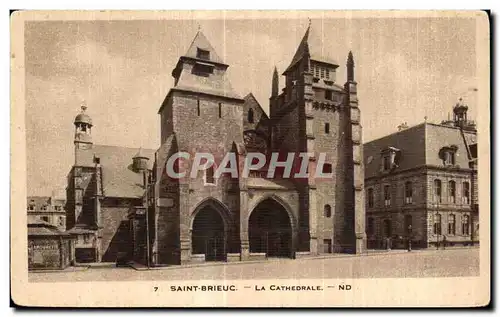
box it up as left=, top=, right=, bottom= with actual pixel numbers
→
left=93, top=144, right=156, bottom=152
left=183, top=30, right=224, bottom=65
left=244, top=92, right=269, bottom=118
left=283, top=24, right=310, bottom=74
left=365, top=122, right=427, bottom=144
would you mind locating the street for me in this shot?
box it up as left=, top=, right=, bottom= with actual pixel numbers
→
left=29, top=248, right=479, bottom=282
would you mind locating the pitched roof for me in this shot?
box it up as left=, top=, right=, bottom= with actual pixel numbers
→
left=133, top=147, right=149, bottom=159
left=244, top=93, right=269, bottom=119
left=284, top=25, right=311, bottom=73
left=28, top=218, right=52, bottom=226
left=425, top=123, right=477, bottom=165
left=183, top=31, right=225, bottom=65
left=364, top=122, right=477, bottom=179
left=310, top=55, right=339, bottom=67
left=75, top=145, right=155, bottom=198
left=284, top=25, right=339, bottom=74
left=28, top=220, right=68, bottom=236
left=27, top=196, right=65, bottom=213
left=27, top=196, right=51, bottom=207
left=66, top=226, right=96, bottom=235
left=172, top=76, right=241, bottom=101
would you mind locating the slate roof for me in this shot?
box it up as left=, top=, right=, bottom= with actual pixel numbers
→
left=364, top=122, right=477, bottom=179
left=27, top=196, right=65, bottom=213
left=167, top=30, right=242, bottom=102
left=27, top=196, right=51, bottom=208
left=183, top=31, right=225, bottom=65
left=310, top=55, right=339, bottom=67
left=284, top=25, right=339, bottom=74
left=284, top=25, right=311, bottom=74
left=66, top=226, right=96, bottom=235
left=75, top=145, right=155, bottom=198
left=74, top=105, right=93, bottom=125
left=28, top=220, right=69, bottom=236
left=172, top=78, right=241, bottom=100
left=244, top=93, right=269, bottom=120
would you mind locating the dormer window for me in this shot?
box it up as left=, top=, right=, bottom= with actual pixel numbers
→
left=41, top=205, right=48, bottom=211
left=380, top=147, right=401, bottom=171
left=439, top=145, right=458, bottom=166
left=445, top=152, right=455, bottom=165
left=28, top=204, right=35, bottom=211
left=196, top=48, right=210, bottom=60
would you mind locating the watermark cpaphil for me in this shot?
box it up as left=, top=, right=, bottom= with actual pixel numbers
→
left=163, top=151, right=336, bottom=180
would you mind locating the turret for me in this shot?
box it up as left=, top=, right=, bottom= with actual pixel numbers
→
left=74, top=105, right=93, bottom=150
left=453, top=97, right=469, bottom=128
left=133, top=148, right=150, bottom=172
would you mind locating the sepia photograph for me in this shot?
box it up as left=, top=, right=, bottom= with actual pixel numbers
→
left=10, top=10, right=490, bottom=307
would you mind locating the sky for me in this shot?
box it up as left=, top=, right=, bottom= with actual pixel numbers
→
left=25, top=16, right=479, bottom=196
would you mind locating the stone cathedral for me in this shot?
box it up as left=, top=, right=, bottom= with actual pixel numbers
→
left=66, top=25, right=366, bottom=265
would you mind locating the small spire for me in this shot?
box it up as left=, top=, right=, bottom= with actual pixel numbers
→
left=197, top=23, right=201, bottom=32
left=283, top=23, right=311, bottom=73
left=347, top=51, right=355, bottom=82
left=347, top=51, right=354, bottom=65
left=271, top=66, right=279, bottom=97
left=134, top=147, right=148, bottom=159
left=308, top=17, right=312, bottom=27
left=424, top=116, right=428, bottom=122
left=81, top=101, right=87, bottom=112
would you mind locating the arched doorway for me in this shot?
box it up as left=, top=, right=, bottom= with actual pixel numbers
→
left=192, top=206, right=226, bottom=261
left=249, top=198, right=294, bottom=258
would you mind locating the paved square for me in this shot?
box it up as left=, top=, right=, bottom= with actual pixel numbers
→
left=28, top=248, right=479, bottom=283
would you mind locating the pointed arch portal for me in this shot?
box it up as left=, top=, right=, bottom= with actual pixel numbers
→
left=192, top=205, right=227, bottom=262
left=249, top=198, right=294, bottom=258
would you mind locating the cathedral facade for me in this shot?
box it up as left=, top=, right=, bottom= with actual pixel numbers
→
left=66, top=25, right=366, bottom=265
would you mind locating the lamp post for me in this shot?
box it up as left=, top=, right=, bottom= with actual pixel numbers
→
left=436, top=211, right=440, bottom=250
left=436, top=194, right=440, bottom=250
left=407, top=225, right=412, bottom=252
left=143, top=170, right=150, bottom=269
